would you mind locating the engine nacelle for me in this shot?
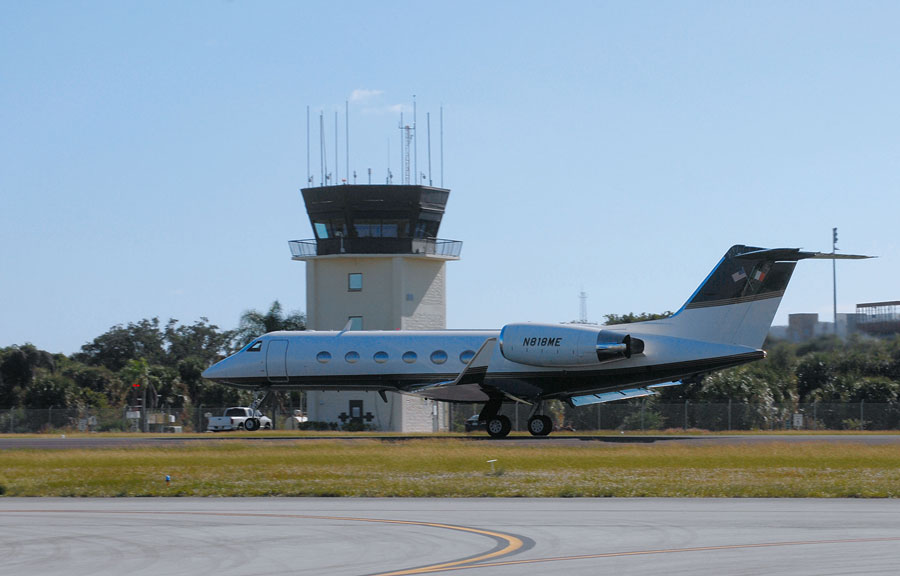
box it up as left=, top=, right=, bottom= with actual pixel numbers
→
left=499, top=323, right=644, bottom=367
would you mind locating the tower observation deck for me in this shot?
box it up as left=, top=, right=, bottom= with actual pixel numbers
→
left=289, top=184, right=462, bottom=260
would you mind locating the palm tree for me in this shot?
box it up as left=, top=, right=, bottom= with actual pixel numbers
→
left=234, top=301, right=306, bottom=346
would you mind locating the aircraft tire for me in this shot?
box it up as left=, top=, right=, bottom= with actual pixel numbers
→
left=244, top=418, right=260, bottom=432
left=486, top=415, right=511, bottom=438
left=528, top=415, right=553, bottom=437
left=537, top=415, right=552, bottom=436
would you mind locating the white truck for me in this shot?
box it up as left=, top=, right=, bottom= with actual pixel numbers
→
left=206, top=407, right=272, bottom=432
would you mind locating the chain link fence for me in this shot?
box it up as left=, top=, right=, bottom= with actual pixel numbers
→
left=451, top=401, right=900, bottom=433
left=2, top=401, right=899, bottom=433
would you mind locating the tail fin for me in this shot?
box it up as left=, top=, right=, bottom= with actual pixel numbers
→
left=648, top=245, right=871, bottom=348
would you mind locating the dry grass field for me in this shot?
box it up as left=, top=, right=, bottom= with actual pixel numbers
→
left=2, top=437, right=899, bottom=497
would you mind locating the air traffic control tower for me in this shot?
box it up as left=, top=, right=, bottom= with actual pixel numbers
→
left=289, top=184, right=462, bottom=431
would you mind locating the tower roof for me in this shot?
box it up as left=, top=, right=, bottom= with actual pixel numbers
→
left=290, top=184, right=461, bottom=259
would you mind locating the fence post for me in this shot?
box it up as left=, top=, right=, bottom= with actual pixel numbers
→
left=813, top=401, right=817, bottom=430
left=684, top=400, right=688, bottom=431
left=9, top=407, right=13, bottom=433
left=861, top=400, right=865, bottom=429
left=640, top=399, right=645, bottom=431
left=597, top=404, right=601, bottom=431
left=728, top=399, right=732, bottom=431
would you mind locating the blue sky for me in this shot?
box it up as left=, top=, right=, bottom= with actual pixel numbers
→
left=1, top=1, right=897, bottom=354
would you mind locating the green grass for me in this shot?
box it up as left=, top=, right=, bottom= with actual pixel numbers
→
left=2, top=438, right=900, bottom=497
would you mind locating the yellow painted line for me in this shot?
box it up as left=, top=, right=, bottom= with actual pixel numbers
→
left=189, top=512, right=525, bottom=575
left=7, top=510, right=524, bottom=576
left=17, top=510, right=897, bottom=575
left=407, top=536, right=900, bottom=573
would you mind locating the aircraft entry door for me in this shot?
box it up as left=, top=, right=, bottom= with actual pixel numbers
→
left=266, top=340, right=289, bottom=383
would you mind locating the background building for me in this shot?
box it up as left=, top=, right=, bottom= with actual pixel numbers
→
left=856, top=301, right=900, bottom=337
left=289, top=184, right=462, bottom=431
left=769, top=301, right=900, bottom=343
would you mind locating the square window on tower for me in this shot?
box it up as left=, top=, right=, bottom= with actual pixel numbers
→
left=348, top=273, right=363, bottom=292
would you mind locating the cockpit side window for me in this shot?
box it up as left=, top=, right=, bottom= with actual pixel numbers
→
left=245, top=341, right=262, bottom=352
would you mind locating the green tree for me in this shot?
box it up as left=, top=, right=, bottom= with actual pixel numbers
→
left=164, top=317, right=232, bottom=364
left=61, top=361, right=125, bottom=406
left=22, top=373, right=75, bottom=408
left=234, top=301, right=306, bottom=346
left=0, top=344, right=56, bottom=407
left=796, top=353, right=836, bottom=401
left=603, top=311, right=673, bottom=325
left=75, top=318, right=166, bottom=371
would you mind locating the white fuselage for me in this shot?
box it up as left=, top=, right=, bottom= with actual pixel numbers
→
left=201, top=324, right=761, bottom=402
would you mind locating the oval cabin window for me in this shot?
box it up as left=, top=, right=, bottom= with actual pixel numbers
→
left=459, top=350, right=475, bottom=364
left=402, top=351, right=417, bottom=364
left=345, top=351, right=360, bottom=364
left=430, top=350, right=448, bottom=365
left=316, top=351, right=332, bottom=364
left=374, top=351, right=389, bottom=364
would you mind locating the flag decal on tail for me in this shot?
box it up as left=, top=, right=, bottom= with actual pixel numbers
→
left=731, top=268, right=747, bottom=282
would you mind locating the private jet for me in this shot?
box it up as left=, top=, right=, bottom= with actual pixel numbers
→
left=202, top=244, right=870, bottom=437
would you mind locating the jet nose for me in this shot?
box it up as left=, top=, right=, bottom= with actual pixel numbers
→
left=201, top=359, right=228, bottom=381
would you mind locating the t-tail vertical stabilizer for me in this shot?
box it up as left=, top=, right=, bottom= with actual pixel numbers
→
left=636, top=245, right=872, bottom=349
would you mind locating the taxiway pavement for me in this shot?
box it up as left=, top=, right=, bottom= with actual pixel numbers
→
left=2, top=498, right=899, bottom=576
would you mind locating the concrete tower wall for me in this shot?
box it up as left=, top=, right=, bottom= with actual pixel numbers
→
left=306, top=256, right=446, bottom=331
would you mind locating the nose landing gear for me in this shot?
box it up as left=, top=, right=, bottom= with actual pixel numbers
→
left=243, top=388, right=270, bottom=432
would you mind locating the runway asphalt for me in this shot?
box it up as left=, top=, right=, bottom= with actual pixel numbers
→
left=2, top=498, right=899, bottom=575
left=2, top=433, right=900, bottom=450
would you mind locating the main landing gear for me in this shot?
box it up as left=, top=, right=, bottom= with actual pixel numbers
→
left=243, top=388, right=270, bottom=432
left=480, top=398, right=511, bottom=439
left=525, top=400, right=553, bottom=437
left=479, top=398, right=553, bottom=438
left=527, top=414, right=553, bottom=437
left=486, top=415, right=512, bottom=438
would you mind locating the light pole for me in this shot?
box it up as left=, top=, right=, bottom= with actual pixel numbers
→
left=833, top=227, right=838, bottom=336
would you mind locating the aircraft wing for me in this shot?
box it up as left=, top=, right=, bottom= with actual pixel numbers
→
left=411, top=338, right=497, bottom=402
left=568, top=382, right=681, bottom=407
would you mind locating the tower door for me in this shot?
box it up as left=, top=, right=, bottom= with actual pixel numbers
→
left=349, top=400, right=363, bottom=422
left=266, top=340, right=289, bottom=382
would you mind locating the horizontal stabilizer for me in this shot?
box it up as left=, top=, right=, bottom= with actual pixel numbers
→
left=736, top=248, right=874, bottom=261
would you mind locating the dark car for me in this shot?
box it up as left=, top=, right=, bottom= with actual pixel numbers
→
left=464, top=414, right=484, bottom=432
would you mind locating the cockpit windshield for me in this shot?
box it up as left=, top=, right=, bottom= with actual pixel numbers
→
left=244, top=340, right=262, bottom=353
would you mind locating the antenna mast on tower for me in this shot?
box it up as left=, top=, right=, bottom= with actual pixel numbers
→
left=579, top=291, right=588, bottom=324
left=400, top=112, right=413, bottom=185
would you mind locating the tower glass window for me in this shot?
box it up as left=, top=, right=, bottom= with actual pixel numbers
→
left=347, top=316, right=363, bottom=330
left=348, top=273, right=362, bottom=291
left=312, top=219, right=347, bottom=240
left=354, top=220, right=381, bottom=238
